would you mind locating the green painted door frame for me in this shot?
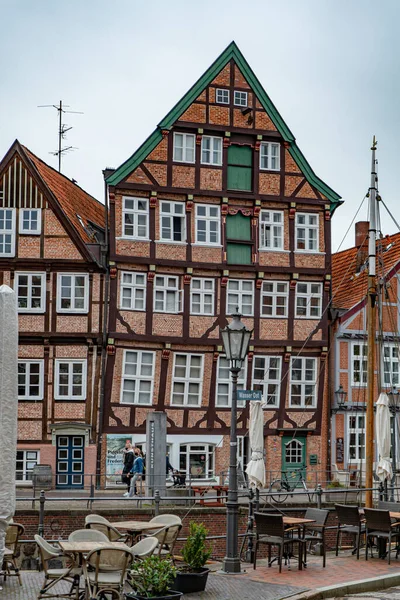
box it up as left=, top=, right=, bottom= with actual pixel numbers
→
left=282, top=435, right=306, bottom=485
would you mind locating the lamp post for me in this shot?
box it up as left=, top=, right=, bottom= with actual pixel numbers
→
left=220, top=309, right=253, bottom=574
left=334, top=384, right=347, bottom=412
left=388, top=386, right=399, bottom=502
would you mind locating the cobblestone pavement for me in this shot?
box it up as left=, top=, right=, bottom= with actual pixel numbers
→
left=0, top=570, right=305, bottom=600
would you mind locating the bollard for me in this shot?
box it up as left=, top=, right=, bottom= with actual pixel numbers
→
left=154, top=490, right=160, bottom=516
left=38, top=490, right=45, bottom=537
left=316, top=483, right=322, bottom=509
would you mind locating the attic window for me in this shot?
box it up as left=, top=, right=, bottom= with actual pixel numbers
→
left=216, top=88, right=230, bottom=104
left=76, top=214, right=85, bottom=229
left=234, top=91, right=248, bottom=107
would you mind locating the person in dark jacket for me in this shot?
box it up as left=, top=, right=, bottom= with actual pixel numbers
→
left=166, top=454, right=174, bottom=476
left=122, top=441, right=134, bottom=496
left=129, top=448, right=145, bottom=497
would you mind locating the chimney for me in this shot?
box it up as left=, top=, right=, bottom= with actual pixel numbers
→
left=355, top=221, right=369, bottom=272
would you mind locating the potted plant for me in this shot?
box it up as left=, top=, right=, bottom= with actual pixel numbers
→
left=325, top=480, right=346, bottom=502
left=171, top=522, right=212, bottom=594
left=126, top=556, right=182, bottom=600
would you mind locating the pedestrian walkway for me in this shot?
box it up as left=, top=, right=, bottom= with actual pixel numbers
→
left=3, top=550, right=400, bottom=600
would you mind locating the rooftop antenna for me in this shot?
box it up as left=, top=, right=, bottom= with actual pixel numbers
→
left=38, top=100, right=83, bottom=172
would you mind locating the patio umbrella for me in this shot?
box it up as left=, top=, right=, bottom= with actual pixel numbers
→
left=375, top=392, right=393, bottom=482
left=0, top=286, right=18, bottom=572
left=246, top=400, right=265, bottom=489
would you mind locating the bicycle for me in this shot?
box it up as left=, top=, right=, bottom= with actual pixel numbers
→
left=269, top=469, right=315, bottom=503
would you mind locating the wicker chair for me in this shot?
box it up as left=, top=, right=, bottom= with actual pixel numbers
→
left=35, top=535, right=81, bottom=599
left=85, top=516, right=125, bottom=543
left=302, top=508, right=329, bottom=568
left=335, top=504, right=365, bottom=559
left=131, top=537, right=158, bottom=559
left=83, top=546, right=133, bottom=600
left=2, top=523, right=24, bottom=585
left=149, top=515, right=182, bottom=526
left=364, top=508, right=400, bottom=565
left=68, top=529, right=108, bottom=543
left=253, top=512, right=306, bottom=572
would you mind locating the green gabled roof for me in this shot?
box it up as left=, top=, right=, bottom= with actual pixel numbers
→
left=106, top=41, right=342, bottom=211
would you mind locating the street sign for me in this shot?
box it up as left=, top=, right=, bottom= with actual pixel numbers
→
left=237, top=390, right=262, bottom=401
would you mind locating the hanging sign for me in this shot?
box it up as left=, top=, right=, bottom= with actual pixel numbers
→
left=237, top=390, right=262, bottom=401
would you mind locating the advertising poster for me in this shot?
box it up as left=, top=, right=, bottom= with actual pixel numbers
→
left=106, top=434, right=134, bottom=486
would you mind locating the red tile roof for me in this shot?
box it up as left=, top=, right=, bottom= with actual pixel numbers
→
left=23, top=146, right=104, bottom=245
left=332, top=231, right=400, bottom=311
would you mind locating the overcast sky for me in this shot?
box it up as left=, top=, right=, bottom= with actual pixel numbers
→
left=1, top=0, right=399, bottom=250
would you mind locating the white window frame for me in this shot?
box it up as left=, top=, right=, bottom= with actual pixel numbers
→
left=160, top=201, right=186, bottom=242
left=173, top=132, right=195, bottom=164
left=347, top=414, right=366, bottom=462
left=260, top=281, right=288, bottom=318
left=19, top=208, right=42, bottom=235
left=383, top=344, right=400, bottom=387
left=227, top=279, right=254, bottom=316
left=195, top=204, right=221, bottom=245
left=179, top=443, right=215, bottom=479
left=295, top=282, right=323, bottom=319
left=190, top=278, right=215, bottom=315
left=252, top=356, right=282, bottom=407
left=295, top=213, right=319, bottom=252
left=201, top=136, right=222, bottom=166
left=289, top=357, right=317, bottom=408
left=15, top=272, right=46, bottom=313
left=234, top=91, right=248, bottom=106
left=18, top=360, right=44, bottom=400
left=0, top=208, right=16, bottom=257
left=120, top=271, right=147, bottom=311
left=351, top=343, right=368, bottom=386
left=170, top=353, right=204, bottom=407
left=216, top=88, right=230, bottom=104
left=122, top=197, right=149, bottom=240
left=259, top=210, right=283, bottom=250
left=154, top=275, right=182, bottom=314
left=259, top=142, right=280, bottom=171
left=16, top=449, right=39, bottom=482
left=54, top=359, right=87, bottom=401
left=57, top=273, right=89, bottom=313
left=216, top=356, right=247, bottom=408
left=120, top=350, right=155, bottom=405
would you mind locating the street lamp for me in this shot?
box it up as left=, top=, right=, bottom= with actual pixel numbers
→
left=220, top=309, right=253, bottom=574
left=387, top=386, right=400, bottom=501
left=334, top=384, right=348, bottom=411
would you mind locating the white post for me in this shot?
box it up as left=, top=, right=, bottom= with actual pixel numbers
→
left=0, top=286, right=18, bottom=577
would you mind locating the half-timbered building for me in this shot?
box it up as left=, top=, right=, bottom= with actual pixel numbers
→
left=103, top=42, right=341, bottom=485
left=331, top=223, right=400, bottom=478
left=0, top=140, right=105, bottom=489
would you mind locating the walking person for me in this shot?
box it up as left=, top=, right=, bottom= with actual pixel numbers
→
left=122, top=440, right=134, bottom=497
left=129, top=448, right=144, bottom=497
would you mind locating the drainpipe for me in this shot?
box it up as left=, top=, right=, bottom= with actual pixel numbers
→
left=96, top=178, right=110, bottom=488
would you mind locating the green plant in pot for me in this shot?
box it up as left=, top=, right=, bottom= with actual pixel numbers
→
left=126, top=556, right=182, bottom=600
left=171, top=522, right=212, bottom=594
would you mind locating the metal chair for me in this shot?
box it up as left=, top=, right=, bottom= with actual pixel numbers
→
left=83, top=545, right=133, bottom=600
left=253, top=512, right=307, bottom=572
left=2, top=523, right=24, bottom=585
left=302, top=508, right=329, bottom=568
left=364, top=508, right=400, bottom=565
left=35, top=535, right=82, bottom=599
left=68, top=529, right=108, bottom=542
left=335, top=504, right=365, bottom=559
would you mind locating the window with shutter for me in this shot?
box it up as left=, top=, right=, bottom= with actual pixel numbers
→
left=226, top=213, right=252, bottom=265
left=227, top=145, right=252, bottom=191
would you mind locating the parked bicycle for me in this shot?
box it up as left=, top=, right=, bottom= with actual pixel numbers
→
left=269, top=469, right=315, bottom=503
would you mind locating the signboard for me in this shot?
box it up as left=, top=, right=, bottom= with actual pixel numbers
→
left=336, top=437, right=344, bottom=463
left=237, top=390, right=262, bottom=401
left=105, top=434, right=134, bottom=486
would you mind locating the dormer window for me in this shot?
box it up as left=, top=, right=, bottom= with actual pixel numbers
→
left=234, top=91, right=248, bottom=107
left=216, top=88, right=230, bottom=104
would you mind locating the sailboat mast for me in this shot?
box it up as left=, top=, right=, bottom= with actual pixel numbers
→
left=366, top=137, right=378, bottom=508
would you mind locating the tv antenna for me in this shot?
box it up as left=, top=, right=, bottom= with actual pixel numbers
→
left=38, top=100, right=83, bottom=172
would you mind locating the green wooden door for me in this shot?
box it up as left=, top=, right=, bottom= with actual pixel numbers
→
left=282, top=436, right=306, bottom=485
left=227, top=145, right=252, bottom=191
left=226, top=243, right=252, bottom=265
left=226, top=213, right=252, bottom=265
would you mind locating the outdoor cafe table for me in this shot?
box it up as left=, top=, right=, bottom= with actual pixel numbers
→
left=59, top=540, right=132, bottom=556
left=110, top=520, right=171, bottom=544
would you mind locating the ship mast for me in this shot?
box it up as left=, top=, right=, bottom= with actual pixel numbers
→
left=365, top=137, right=378, bottom=508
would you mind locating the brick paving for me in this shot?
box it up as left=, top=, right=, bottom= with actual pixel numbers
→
left=2, top=551, right=400, bottom=599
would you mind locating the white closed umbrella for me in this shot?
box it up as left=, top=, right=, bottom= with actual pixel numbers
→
left=0, top=286, right=18, bottom=575
left=246, top=400, right=265, bottom=489
left=375, top=392, right=393, bottom=482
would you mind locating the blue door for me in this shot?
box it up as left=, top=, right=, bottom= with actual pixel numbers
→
left=56, top=435, right=84, bottom=489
